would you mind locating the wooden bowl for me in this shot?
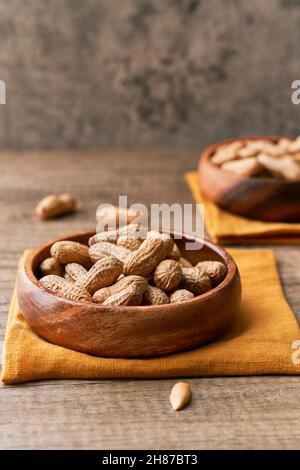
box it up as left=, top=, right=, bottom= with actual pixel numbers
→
left=17, top=231, right=241, bottom=358
left=198, top=135, right=300, bottom=222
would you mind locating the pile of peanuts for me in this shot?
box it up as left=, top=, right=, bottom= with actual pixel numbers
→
left=211, top=136, right=300, bottom=181
left=38, top=224, right=227, bottom=306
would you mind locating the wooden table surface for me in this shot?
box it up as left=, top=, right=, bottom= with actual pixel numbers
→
left=0, top=150, right=300, bottom=450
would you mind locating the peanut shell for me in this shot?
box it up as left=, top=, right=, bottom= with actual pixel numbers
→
left=168, top=242, right=181, bottom=260
left=211, top=141, right=244, bottom=165
left=124, top=236, right=166, bottom=277
left=77, top=256, right=123, bottom=294
left=51, top=241, right=92, bottom=269
left=117, top=235, right=142, bottom=251
left=181, top=267, right=211, bottom=295
left=36, top=193, right=77, bottom=220
left=65, top=263, right=88, bottom=283
left=221, top=157, right=262, bottom=177
left=93, top=275, right=147, bottom=303
left=40, top=257, right=64, bottom=277
left=153, top=259, right=182, bottom=292
left=89, top=241, right=131, bottom=263
left=40, top=275, right=92, bottom=302
left=169, top=289, right=194, bottom=303
left=178, top=257, right=193, bottom=268
left=196, top=261, right=227, bottom=286
left=103, top=283, right=145, bottom=306
left=96, top=206, right=142, bottom=228
left=142, top=285, right=169, bottom=305
left=257, top=154, right=300, bottom=181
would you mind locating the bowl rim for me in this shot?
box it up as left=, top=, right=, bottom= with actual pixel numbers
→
left=23, top=230, right=239, bottom=312
left=199, top=134, right=300, bottom=185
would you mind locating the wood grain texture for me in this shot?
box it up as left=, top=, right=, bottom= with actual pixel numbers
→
left=18, top=232, right=240, bottom=358
left=0, top=150, right=300, bottom=450
left=199, top=136, right=300, bottom=222
left=1, top=376, right=300, bottom=450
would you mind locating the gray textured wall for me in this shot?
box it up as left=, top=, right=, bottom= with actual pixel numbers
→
left=0, top=0, right=300, bottom=149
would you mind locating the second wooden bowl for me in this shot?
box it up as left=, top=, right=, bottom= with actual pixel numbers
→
left=17, top=231, right=241, bottom=358
left=198, top=135, right=300, bottom=222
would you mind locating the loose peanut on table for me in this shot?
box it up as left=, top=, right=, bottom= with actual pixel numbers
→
left=170, top=382, right=191, bottom=411
left=38, top=224, right=227, bottom=305
left=36, top=193, right=77, bottom=220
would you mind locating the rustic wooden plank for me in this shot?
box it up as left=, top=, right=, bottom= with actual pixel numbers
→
left=1, top=377, right=300, bottom=450
left=0, top=150, right=300, bottom=450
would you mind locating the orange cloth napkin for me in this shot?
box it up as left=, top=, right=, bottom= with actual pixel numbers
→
left=2, top=249, right=300, bottom=384
left=185, top=171, right=300, bottom=244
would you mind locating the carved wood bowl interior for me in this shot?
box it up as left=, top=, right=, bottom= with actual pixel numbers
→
left=17, top=231, right=242, bottom=359
left=198, top=135, right=300, bottom=222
